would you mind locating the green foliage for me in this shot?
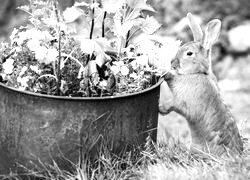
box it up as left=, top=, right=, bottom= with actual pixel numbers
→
left=0, top=0, right=171, bottom=97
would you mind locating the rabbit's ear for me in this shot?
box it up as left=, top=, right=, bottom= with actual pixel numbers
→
left=187, top=12, right=203, bottom=41
left=202, top=19, right=221, bottom=50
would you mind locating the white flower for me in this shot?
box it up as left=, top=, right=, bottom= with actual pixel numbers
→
left=110, top=65, right=120, bottom=75
left=16, top=28, right=53, bottom=46
left=113, top=61, right=124, bottom=66
left=99, top=80, right=108, bottom=89
left=129, top=72, right=138, bottom=79
left=28, top=29, right=52, bottom=42
left=14, top=31, right=28, bottom=46
left=30, top=65, right=41, bottom=74
left=34, top=47, right=58, bottom=64
left=2, top=58, right=15, bottom=74
left=35, top=46, right=48, bottom=63
left=17, top=76, right=30, bottom=88
left=27, top=39, right=41, bottom=52
left=47, top=48, right=58, bottom=63
left=120, top=66, right=129, bottom=76
left=20, top=66, right=28, bottom=76
left=39, top=30, right=54, bottom=42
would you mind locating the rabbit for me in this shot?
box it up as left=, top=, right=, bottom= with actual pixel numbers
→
left=159, top=13, right=243, bottom=156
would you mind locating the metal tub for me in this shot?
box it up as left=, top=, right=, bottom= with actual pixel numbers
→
left=0, top=80, right=162, bottom=174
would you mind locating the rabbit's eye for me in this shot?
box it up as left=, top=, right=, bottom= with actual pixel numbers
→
left=186, top=51, right=193, bottom=56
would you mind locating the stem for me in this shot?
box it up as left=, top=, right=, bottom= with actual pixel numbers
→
left=117, top=37, right=123, bottom=59
left=53, top=0, right=62, bottom=95
left=102, top=11, right=107, bottom=38
left=53, top=0, right=60, bottom=22
left=125, top=30, right=130, bottom=48
left=56, top=28, right=62, bottom=95
left=87, top=0, right=95, bottom=63
left=89, top=1, right=95, bottom=40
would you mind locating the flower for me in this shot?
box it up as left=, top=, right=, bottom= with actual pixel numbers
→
left=129, top=72, right=138, bottom=79
left=27, top=39, right=41, bottom=52
left=120, top=66, right=129, bottom=76
left=110, top=61, right=126, bottom=75
left=47, top=48, right=58, bottom=64
left=0, top=1, right=163, bottom=97
left=34, top=46, right=48, bottom=63
left=14, top=28, right=53, bottom=46
left=30, top=65, right=40, bottom=74
left=110, top=65, right=120, bottom=75
left=28, top=29, right=53, bottom=42
left=2, top=58, right=15, bottom=75
left=17, top=76, right=30, bottom=88
left=99, top=80, right=108, bottom=89
left=34, top=47, right=58, bottom=64
left=20, top=66, right=28, bottom=76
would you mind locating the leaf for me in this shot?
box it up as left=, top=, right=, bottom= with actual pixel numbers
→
left=66, top=7, right=103, bottom=38
left=127, top=0, right=155, bottom=12
left=95, top=53, right=111, bottom=67
left=79, top=38, right=102, bottom=54
left=113, top=17, right=143, bottom=38
left=140, top=16, right=162, bottom=34
left=80, top=39, right=95, bottom=54
left=107, top=74, right=116, bottom=94
left=95, top=38, right=113, bottom=52
left=111, top=0, right=156, bottom=39
left=88, top=60, right=98, bottom=76
left=125, top=0, right=155, bottom=21
left=60, top=80, right=68, bottom=94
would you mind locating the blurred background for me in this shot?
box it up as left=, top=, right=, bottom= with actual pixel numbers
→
left=0, top=0, right=249, bottom=148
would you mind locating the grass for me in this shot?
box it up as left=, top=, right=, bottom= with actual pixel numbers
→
left=2, top=138, right=250, bottom=180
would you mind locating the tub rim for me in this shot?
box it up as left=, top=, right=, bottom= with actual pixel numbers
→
left=0, top=78, right=163, bottom=101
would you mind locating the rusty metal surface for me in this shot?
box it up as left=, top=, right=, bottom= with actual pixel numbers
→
left=0, top=80, right=162, bottom=174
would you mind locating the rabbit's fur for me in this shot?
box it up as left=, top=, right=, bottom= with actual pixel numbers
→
left=160, top=13, right=243, bottom=156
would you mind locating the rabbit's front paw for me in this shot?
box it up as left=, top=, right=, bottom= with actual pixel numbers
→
left=159, top=101, right=174, bottom=115
left=162, top=70, right=176, bottom=81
